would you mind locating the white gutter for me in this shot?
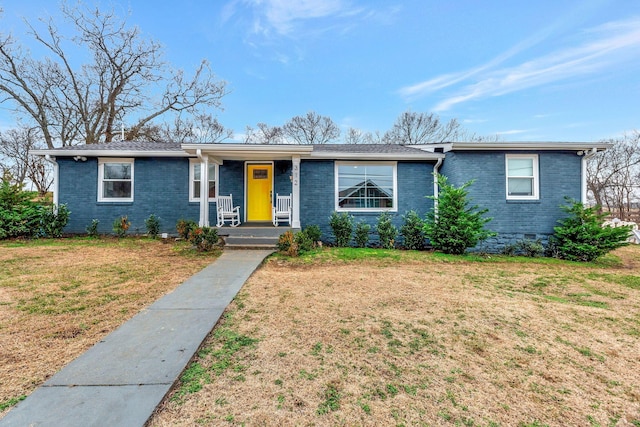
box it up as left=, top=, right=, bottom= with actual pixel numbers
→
left=433, top=157, right=443, bottom=216
left=44, top=155, right=59, bottom=210
left=581, top=147, right=598, bottom=204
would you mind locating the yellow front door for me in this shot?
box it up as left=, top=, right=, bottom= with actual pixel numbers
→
left=246, top=164, right=273, bottom=221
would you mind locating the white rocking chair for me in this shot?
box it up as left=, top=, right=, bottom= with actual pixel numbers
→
left=216, top=194, right=241, bottom=227
left=272, top=193, right=292, bottom=226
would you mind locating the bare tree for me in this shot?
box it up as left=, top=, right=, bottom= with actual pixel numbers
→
left=244, top=122, right=285, bottom=144
left=282, top=111, right=340, bottom=145
left=130, top=113, right=233, bottom=143
left=344, top=127, right=367, bottom=144
left=0, top=126, right=39, bottom=185
left=384, top=111, right=463, bottom=144
left=363, top=130, right=391, bottom=144
left=587, top=131, right=640, bottom=221
left=0, top=4, right=227, bottom=148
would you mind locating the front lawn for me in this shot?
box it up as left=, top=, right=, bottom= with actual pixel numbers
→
left=151, top=246, right=640, bottom=426
left=0, top=237, right=219, bottom=415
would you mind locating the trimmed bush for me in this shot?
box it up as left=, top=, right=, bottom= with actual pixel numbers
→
left=550, top=198, right=631, bottom=262
left=176, top=219, right=198, bottom=240
left=329, top=211, right=353, bottom=247
left=376, top=212, right=397, bottom=249
left=86, top=219, right=100, bottom=237
left=188, top=226, right=219, bottom=252
left=295, top=230, right=315, bottom=253
left=503, top=239, right=544, bottom=257
left=354, top=221, right=371, bottom=248
left=40, top=204, right=70, bottom=238
left=145, top=214, right=161, bottom=239
left=400, top=210, right=426, bottom=250
left=113, top=216, right=130, bottom=238
left=303, top=224, right=322, bottom=244
left=424, top=174, right=495, bottom=255
left=277, top=230, right=298, bottom=256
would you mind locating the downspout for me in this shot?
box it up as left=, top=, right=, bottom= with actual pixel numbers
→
left=581, top=148, right=597, bottom=204
left=44, top=155, right=59, bottom=211
left=433, top=157, right=443, bottom=216
left=196, top=149, right=210, bottom=227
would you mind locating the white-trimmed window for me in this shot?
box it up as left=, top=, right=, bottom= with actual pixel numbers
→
left=506, top=154, right=539, bottom=200
left=98, top=158, right=134, bottom=202
left=336, top=162, right=397, bottom=211
left=189, top=159, right=217, bottom=202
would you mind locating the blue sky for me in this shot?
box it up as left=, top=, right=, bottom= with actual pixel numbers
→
left=1, top=0, right=639, bottom=142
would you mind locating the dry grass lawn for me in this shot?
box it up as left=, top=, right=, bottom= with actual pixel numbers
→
left=0, top=237, right=219, bottom=416
left=150, top=246, right=640, bottom=427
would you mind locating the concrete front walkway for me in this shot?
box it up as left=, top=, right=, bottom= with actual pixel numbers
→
left=0, top=250, right=273, bottom=427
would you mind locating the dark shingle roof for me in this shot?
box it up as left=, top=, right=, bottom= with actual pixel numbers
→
left=53, top=141, right=182, bottom=151
left=312, top=144, right=425, bottom=154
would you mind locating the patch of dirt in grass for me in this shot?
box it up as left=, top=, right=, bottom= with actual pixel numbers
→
left=0, top=238, right=217, bottom=415
left=151, top=246, right=640, bottom=427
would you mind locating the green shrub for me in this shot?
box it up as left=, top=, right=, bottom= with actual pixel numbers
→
left=303, top=224, right=322, bottom=243
left=400, top=210, right=426, bottom=250
left=503, top=239, right=544, bottom=257
left=354, top=221, right=371, bottom=248
left=86, top=219, right=100, bottom=237
left=376, top=212, right=397, bottom=249
left=277, top=230, right=298, bottom=256
left=295, top=230, right=315, bottom=253
left=113, top=216, right=130, bottom=238
left=0, top=179, right=68, bottom=239
left=329, top=211, right=353, bottom=247
left=145, top=214, right=161, bottom=239
left=176, top=219, right=198, bottom=240
left=550, top=198, right=631, bottom=262
left=40, top=204, right=70, bottom=237
left=278, top=228, right=318, bottom=257
left=188, top=226, right=219, bottom=252
left=424, top=174, right=495, bottom=255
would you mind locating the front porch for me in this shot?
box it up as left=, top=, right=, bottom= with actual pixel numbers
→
left=182, top=144, right=311, bottom=231
left=216, top=223, right=300, bottom=249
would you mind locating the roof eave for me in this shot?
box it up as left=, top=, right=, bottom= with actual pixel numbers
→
left=308, top=151, right=445, bottom=160
left=29, top=149, right=189, bottom=158
left=447, top=142, right=612, bottom=151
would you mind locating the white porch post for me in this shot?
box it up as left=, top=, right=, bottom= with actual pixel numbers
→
left=198, top=151, right=210, bottom=227
left=291, top=155, right=301, bottom=228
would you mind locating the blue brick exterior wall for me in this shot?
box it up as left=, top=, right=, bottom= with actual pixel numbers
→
left=274, top=161, right=293, bottom=197
left=299, top=160, right=435, bottom=245
left=57, top=151, right=581, bottom=249
left=58, top=156, right=200, bottom=234
left=440, top=151, right=582, bottom=252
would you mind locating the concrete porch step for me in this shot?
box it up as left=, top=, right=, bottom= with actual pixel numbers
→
left=216, top=225, right=300, bottom=250
left=223, top=236, right=280, bottom=250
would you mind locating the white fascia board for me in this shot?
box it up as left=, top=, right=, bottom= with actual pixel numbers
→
left=30, top=149, right=190, bottom=157
left=449, top=142, right=612, bottom=151
left=308, top=151, right=445, bottom=161
left=181, top=143, right=313, bottom=159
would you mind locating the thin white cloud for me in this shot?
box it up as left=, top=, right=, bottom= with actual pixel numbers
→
left=239, top=0, right=362, bottom=36
left=401, top=16, right=640, bottom=112
left=398, top=12, right=571, bottom=99
left=495, top=129, right=530, bottom=136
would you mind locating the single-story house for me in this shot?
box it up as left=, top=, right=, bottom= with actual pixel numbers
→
left=31, top=141, right=609, bottom=251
